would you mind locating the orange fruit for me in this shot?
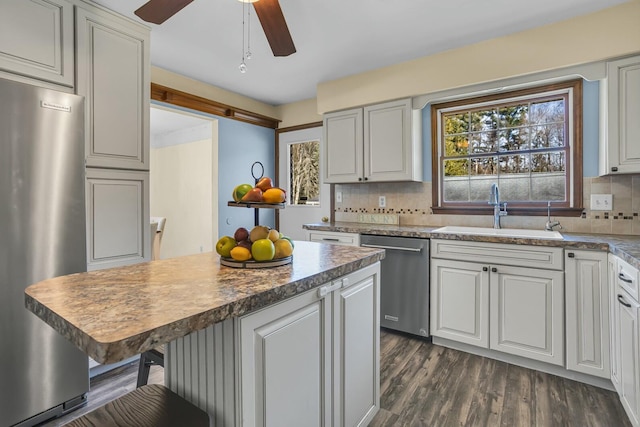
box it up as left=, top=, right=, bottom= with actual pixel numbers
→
left=263, top=188, right=285, bottom=203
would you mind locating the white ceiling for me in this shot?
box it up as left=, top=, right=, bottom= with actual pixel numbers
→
left=92, top=0, right=627, bottom=106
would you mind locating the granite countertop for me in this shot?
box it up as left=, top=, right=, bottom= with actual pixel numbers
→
left=25, top=241, right=385, bottom=365
left=303, top=222, right=640, bottom=269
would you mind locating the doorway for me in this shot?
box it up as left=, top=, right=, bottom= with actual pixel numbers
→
left=149, top=105, right=218, bottom=258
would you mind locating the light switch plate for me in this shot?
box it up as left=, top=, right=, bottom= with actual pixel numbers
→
left=591, top=194, right=612, bottom=211
left=335, top=191, right=342, bottom=203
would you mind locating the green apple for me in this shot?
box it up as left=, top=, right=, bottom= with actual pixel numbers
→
left=215, top=236, right=237, bottom=258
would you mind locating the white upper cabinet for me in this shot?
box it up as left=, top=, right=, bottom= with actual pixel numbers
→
left=600, top=55, right=640, bottom=175
left=76, top=5, right=150, bottom=170
left=324, top=99, right=422, bottom=183
left=0, top=0, right=74, bottom=87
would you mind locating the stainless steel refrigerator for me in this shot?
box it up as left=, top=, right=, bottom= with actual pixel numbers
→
left=0, top=77, right=89, bottom=426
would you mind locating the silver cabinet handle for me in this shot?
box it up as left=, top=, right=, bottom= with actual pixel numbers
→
left=360, top=243, right=422, bottom=253
left=618, top=273, right=633, bottom=284
left=322, top=238, right=340, bottom=242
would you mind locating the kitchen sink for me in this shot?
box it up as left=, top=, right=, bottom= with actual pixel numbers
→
left=431, top=226, right=563, bottom=240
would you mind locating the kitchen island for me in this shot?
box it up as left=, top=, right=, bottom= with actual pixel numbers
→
left=25, top=241, right=384, bottom=426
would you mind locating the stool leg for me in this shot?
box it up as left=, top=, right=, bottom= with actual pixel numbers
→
left=136, top=354, right=151, bottom=388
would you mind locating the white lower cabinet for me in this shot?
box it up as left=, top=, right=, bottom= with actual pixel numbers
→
left=238, top=262, right=380, bottom=427
left=611, top=254, right=640, bottom=427
left=565, top=250, right=610, bottom=378
left=430, top=240, right=565, bottom=365
left=239, top=287, right=331, bottom=427
left=490, top=265, right=564, bottom=365
left=430, top=259, right=489, bottom=348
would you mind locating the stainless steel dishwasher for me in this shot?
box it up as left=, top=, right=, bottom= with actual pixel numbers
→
left=360, top=234, right=430, bottom=337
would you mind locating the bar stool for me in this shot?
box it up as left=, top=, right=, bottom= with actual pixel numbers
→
left=136, top=346, right=164, bottom=388
left=66, top=384, right=208, bottom=427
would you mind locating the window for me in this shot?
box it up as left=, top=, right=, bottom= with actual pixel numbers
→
left=288, top=140, right=320, bottom=205
left=431, top=80, right=583, bottom=216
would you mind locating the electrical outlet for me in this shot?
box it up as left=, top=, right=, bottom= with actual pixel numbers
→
left=336, top=191, right=342, bottom=203
left=379, top=196, right=386, bottom=208
left=591, top=194, right=613, bottom=211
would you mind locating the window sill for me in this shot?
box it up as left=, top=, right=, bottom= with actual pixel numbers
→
left=431, top=206, right=584, bottom=217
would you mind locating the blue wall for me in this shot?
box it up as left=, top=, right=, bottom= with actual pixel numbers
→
left=218, top=116, right=275, bottom=237
left=421, top=79, right=601, bottom=181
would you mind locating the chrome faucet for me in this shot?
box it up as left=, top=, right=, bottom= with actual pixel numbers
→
left=489, top=183, right=507, bottom=229
left=545, top=201, right=562, bottom=231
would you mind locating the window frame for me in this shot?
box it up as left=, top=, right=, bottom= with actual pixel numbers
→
left=431, top=79, right=583, bottom=217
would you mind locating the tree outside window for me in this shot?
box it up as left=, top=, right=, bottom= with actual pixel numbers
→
left=289, top=140, right=320, bottom=206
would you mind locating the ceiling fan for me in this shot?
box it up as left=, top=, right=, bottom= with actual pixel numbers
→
left=133, top=0, right=296, bottom=57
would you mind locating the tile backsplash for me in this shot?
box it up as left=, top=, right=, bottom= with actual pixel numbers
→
left=334, top=175, right=640, bottom=235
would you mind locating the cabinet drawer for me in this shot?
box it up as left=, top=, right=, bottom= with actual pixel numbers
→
left=431, top=239, right=563, bottom=270
left=617, top=257, right=640, bottom=302
left=308, top=231, right=360, bottom=246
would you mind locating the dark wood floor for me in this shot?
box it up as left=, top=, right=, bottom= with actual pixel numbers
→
left=40, top=330, right=630, bottom=427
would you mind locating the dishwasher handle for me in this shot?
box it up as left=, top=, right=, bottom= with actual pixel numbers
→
left=361, top=243, right=422, bottom=253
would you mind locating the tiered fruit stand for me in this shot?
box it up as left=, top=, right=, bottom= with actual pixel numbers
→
left=222, top=161, right=290, bottom=268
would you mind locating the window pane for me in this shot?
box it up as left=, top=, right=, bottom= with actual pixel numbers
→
left=444, top=158, right=469, bottom=177
left=531, top=124, right=564, bottom=149
left=498, top=174, right=531, bottom=201
left=531, top=173, right=566, bottom=201
left=469, top=177, right=495, bottom=202
left=443, top=112, right=469, bottom=135
left=499, top=154, right=530, bottom=174
left=497, top=127, right=529, bottom=151
left=470, top=132, right=498, bottom=154
left=497, top=105, right=528, bottom=128
left=444, top=135, right=469, bottom=156
left=443, top=176, right=470, bottom=202
left=470, top=109, right=497, bottom=132
left=289, top=140, right=320, bottom=206
left=529, top=99, right=564, bottom=125
left=531, top=151, right=565, bottom=173
left=470, top=157, right=498, bottom=175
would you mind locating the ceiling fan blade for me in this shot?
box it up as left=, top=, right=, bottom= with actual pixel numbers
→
left=253, top=0, right=296, bottom=57
left=134, top=0, right=194, bottom=24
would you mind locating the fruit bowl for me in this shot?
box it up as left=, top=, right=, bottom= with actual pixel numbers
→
left=220, top=256, right=292, bottom=269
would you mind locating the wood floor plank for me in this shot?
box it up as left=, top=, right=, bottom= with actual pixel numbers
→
left=500, top=364, right=536, bottom=427
left=534, top=369, right=569, bottom=427
left=463, top=357, right=508, bottom=427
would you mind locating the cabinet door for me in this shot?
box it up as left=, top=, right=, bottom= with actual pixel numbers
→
left=333, top=264, right=380, bottom=427
left=431, top=259, right=489, bottom=348
left=565, top=250, right=610, bottom=378
left=0, top=0, right=74, bottom=87
left=323, top=108, right=363, bottom=183
left=77, top=6, right=150, bottom=170
left=610, top=254, right=622, bottom=393
left=364, top=98, right=421, bottom=182
left=239, top=289, right=331, bottom=427
left=605, top=56, right=640, bottom=174
left=490, top=265, right=564, bottom=366
left=616, top=288, right=640, bottom=426
left=86, top=169, right=150, bottom=270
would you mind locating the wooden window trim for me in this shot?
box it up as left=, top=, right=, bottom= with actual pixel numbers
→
left=431, top=79, right=583, bottom=217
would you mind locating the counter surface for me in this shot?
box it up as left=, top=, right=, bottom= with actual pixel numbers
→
left=304, top=222, right=640, bottom=269
left=25, top=241, right=384, bottom=364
